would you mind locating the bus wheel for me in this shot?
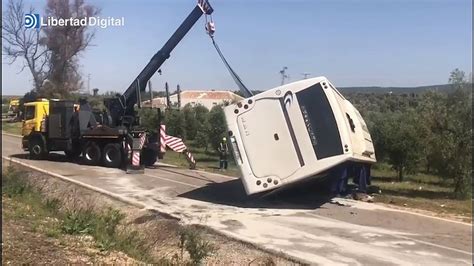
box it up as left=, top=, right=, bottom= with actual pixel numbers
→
left=102, top=143, right=122, bottom=168
left=29, top=138, right=46, bottom=160
left=83, top=142, right=101, bottom=165
left=141, top=148, right=157, bottom=167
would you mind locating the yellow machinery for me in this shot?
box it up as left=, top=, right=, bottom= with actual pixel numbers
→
left=6, top=98, right=20, bottom=120
left=21, top=99, right=81, bottom=159
left=21, top=99, right=50, bottom=137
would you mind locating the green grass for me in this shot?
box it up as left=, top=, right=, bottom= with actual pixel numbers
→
left=2, top=121, right=22, bottom=135
left=371, top=163, right=471, bottom=221
left=2, top=166, right=155, bottom=263
left=174, top=227, right=216, bottom=265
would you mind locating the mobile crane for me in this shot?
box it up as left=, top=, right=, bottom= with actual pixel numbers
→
left=21, top=0, right=214, bottom=171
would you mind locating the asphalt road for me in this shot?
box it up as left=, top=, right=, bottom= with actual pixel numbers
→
left=2, top=133, right=472, bottom=265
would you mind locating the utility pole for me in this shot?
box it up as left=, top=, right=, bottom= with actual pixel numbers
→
left=148, top=80, right=153, bottom=106
left=177, top=84, right=181, bottom=109
left=301, top=72, right=310, bottom=79
left=279, top=66, right=289, bottom=85
left=87, top=74, right=91, bottom=95
left=165, top=82, right=171, bottom=109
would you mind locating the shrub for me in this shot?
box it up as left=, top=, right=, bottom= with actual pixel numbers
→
left=2, top=166, right=32, bottom=197
left=61, top=209, right=95, bottom=235
left=177, top=227, right=215, bottom=265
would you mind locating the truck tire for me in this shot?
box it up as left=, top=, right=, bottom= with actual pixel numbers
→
left=29, top=137, right=47, bottom=160
left=141, top=148, right=157, bottom=167
left=102, top=143, right=122, bottom=168
left=83, top=141, right=101, bottom=165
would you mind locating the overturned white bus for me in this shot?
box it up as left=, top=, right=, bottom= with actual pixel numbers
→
left=223, top=77, right=376, bottom=195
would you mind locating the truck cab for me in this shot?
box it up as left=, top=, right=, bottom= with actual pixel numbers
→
left=22, top=99, right=50, bottom=137
left=21, top=99, right=78, bottom=159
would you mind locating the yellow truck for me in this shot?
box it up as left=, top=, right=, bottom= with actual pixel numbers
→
left=21, top=99, right=83, bottom=160
left=5, top=98, right=20, bottom=121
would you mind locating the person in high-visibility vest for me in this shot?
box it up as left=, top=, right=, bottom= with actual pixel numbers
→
left=218, top=137, right=229, bottom=170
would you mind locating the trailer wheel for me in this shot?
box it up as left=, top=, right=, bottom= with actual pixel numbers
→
left=29, top=137, right=46, bottom=160
left=141, top=148, right=157, bottom=167
left=102, top=143, right=122, bottom=168
left=83, top=142, right=101, bottom=165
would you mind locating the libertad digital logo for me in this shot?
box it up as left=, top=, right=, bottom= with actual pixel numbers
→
left=24, top=13, right=125, bottom=29
left=25, top=14, right=40, bottom=29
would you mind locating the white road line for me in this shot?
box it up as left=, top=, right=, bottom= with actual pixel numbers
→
left=193, top=169, right=238, bottom=180
left=395, top=234, right=473, bottom=256
left=2, top=132, right=21, bottom=138
left=143, top=173, right=200, bottom=188
left=2, top=138, right=20, bottom=144
left=332, top=198, right=472, bottom=227
left=307, top=212, right=473, bottom=256
left=381, top=207, right=472, bottom=226
left=2, top=155, right=148, bottom=210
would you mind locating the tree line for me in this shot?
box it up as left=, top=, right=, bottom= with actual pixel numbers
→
left=346, top=69, right=471, bottom=198
left=139, top=104, right=228, bottom=152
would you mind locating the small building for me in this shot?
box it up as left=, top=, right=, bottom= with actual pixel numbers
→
left=143, top=90, right=244, bottom=110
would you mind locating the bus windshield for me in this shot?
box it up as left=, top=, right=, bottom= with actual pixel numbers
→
left=296, top=83, right=343, bottom=159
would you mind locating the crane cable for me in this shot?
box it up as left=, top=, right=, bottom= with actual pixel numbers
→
left=205, top=15, right=253, bottom=98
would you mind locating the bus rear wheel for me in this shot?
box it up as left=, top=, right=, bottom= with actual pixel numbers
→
left=102, top=143, right=122, bottom=168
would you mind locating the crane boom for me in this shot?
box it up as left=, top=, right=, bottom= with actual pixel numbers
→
left=106, top=0, right=214, bottom=127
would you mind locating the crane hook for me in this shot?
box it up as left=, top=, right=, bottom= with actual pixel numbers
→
left=206, top=21, right=215, bottom=37
left=205, top=14, right=215, bottom=37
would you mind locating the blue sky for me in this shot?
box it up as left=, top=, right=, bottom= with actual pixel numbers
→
left=2, top=0, right=472, bottom=95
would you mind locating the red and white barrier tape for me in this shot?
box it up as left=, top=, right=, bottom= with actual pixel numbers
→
left=159, top=124, right=196, bottom=168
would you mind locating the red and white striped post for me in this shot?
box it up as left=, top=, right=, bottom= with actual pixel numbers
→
left=184, top=150, right=196, bottom=169
left=127, top=132, right=146, bottom=174
left=160, top=125, right=167, bottom=153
